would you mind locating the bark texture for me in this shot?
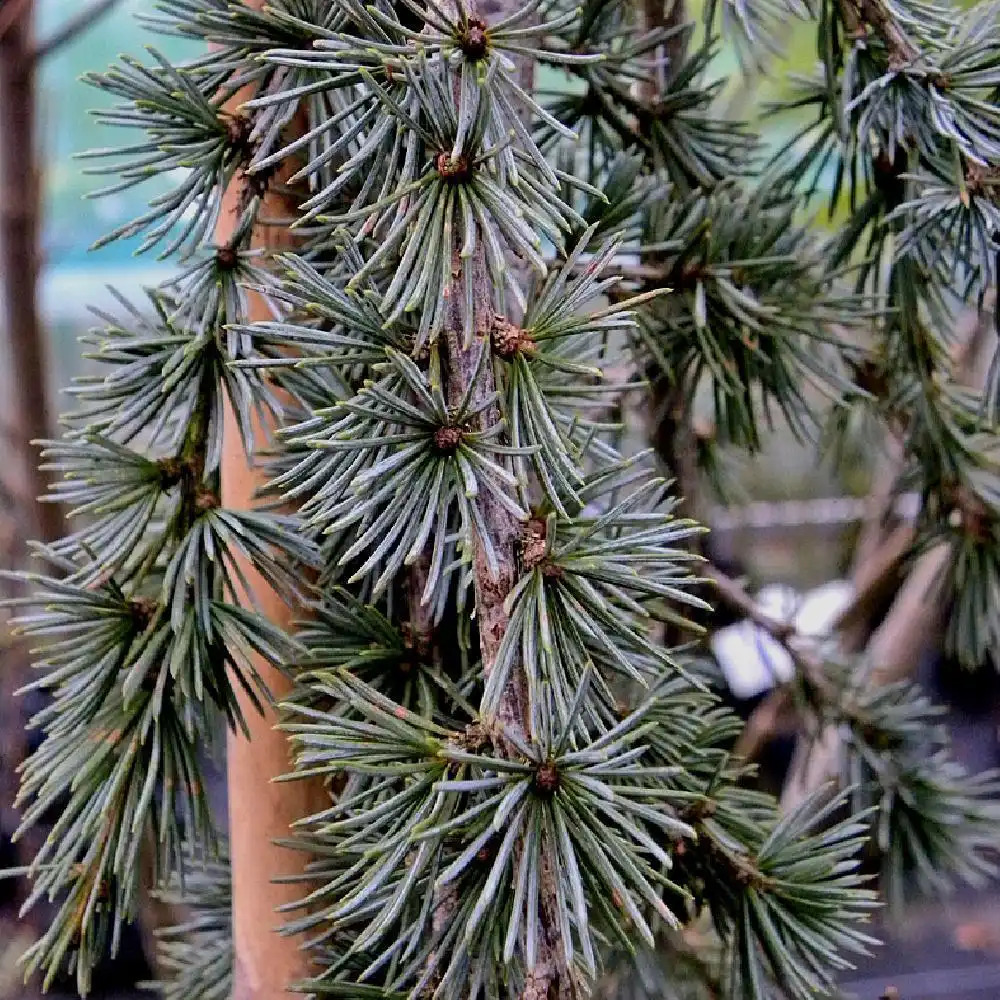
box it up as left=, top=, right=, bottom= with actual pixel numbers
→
left=437, top=3, right=570, bottom=991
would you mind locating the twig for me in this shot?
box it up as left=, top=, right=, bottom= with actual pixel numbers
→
left=951, top=290, right=996, bottom=388
left=704, top=565, right=827, bottom=681
left=31, top=0, right=124, bottom=63
left=863, top=542, right=951, bottom=686
left=705, top=565, right=846, bottom=764
left=705, top=565, right=794, bottom=642
left=840, top=0, right=919, bottom=65
left=848, top=435, right=905, bottom=580
left=780, top=723, right=841, bottom=812
left=663, top=1, right=689, bottom=88
left=640, top=0, right=686, bottom=99
left=733, top=687, right=795, bottom=763
left=838, top=521, right=914, bottom=652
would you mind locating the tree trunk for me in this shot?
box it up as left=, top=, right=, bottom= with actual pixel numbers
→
left=0, top=2, right=59, bottom=545
left=218, top=5, right=327, bottom=996
left=0, top=0, right=60, bottom=925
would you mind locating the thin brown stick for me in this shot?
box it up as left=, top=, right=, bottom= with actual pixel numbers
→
left=848, top=435, right=905, bottom=581
left=863, top=543, right=951, bottom=686
left=705, top=566, right=793, bottom=642
left=838, top=521, right=914, bottom=652
left=218, top=6, right=327, bottom=998
left=705, top=566, right=826, bottom=679
left=705, top=567, right=834, bottom=765
left=839, top=0, right=919, bottom=64
left=733, top=687, right=795, bottom=763
left=663, top=1, right=689, bottom=87
left=0, top=0, right=59, bottom=547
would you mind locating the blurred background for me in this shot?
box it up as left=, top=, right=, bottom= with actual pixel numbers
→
left=1, top=1, right=1000, bottom=998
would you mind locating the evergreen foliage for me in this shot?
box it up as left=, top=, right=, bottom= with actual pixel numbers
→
left=6, top=0, right=1000, bottom=998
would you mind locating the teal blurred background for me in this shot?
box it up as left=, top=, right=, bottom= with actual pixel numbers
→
left=36, top=0, right=197, bottom=392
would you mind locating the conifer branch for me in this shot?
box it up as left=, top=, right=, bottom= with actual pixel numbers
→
left=435, top=1, right=563, bottom=990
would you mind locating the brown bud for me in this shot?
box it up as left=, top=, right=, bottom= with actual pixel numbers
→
left=194, top=487, right=221, bottom=513
left=223, top=112, right=252, bottom=151
left=433, top=425, right=464, bottom=453
left=129, top=596, right=159, bottom=632
left=522, top=537, right=547, bottom=571
left=492, top=317, right=535, bottom=360
left=459, top=18, right=489, bottom=60
left=157, top=456, right=185, bottom=489
left=436, top=152, right=472, bottom=183
left=533, top=760, right=560, bottom=795
left=216, top=244, right=239, bottom=271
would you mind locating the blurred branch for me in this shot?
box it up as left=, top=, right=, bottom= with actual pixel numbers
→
left=847, top=435, right=905, bottom=581
left=0, top=0, right=31, bottom=46
left=952, top=290, right=996, bottom=386
left=0, top=0, right=62, bottom=929
left=706, top=565, right=808, bottom=763
left=705, top=565, right=795, bottom=642
left=663, top=0, right=689, bottom=85
left=707, top=544, right=941, bottom=770
left=863, top=542, right=951, bottom=685
left=780, top=299, right=996, bottom=810
left=0, top=0, right=59, bottom=545
left=31, top=0, right=124, bottom=63
left=712, top=513, right=915, bottom=765
left=837, top=521, right=914, bottom=652
left=706, top=565, right=837, bottom=689
left=734, top=687, right=794, bottom=762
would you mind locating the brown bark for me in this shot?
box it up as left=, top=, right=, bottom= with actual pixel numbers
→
left=444, top=258, right=531, bottom=739
left=0, top=0, right=59, bottom=546
left=217, top=5, right=326, bottom=996
left=444, top=251, right=568, bottom=1000
left=0, top=0, right=60, bottom=926
left=778, top=301, right=995, bottom=808
left=434, top=3, right=568, bottom=993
